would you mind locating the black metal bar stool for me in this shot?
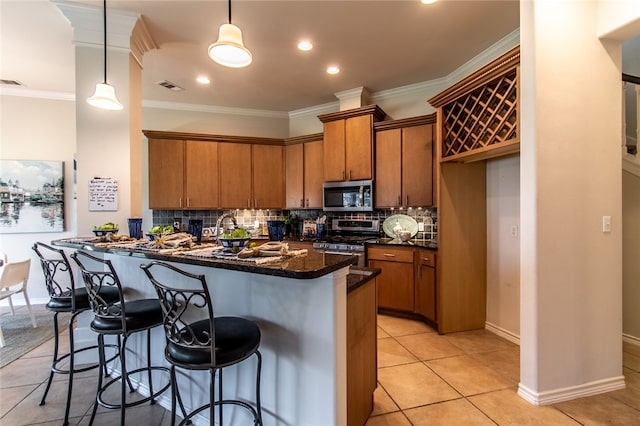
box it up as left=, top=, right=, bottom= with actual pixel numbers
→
left=32, top=242, right=120, bottom=426
left=141, top=261, right=262, bottom=426
left=71, top=250, right=170, bottom=426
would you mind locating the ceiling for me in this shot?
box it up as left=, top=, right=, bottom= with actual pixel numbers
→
left=1, top=1, right=638, bottom=114
left=1, top=0, right=522, bottom=113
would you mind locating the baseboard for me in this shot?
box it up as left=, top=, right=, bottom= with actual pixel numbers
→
left=518, top=375, right=626, bottom=406
left=485, top=321, right=520, bottom=345
left=623, top=333, right=640, bottom=347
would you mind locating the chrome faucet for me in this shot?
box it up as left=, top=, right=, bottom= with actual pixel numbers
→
left=216, top=213, right=237, bottom=244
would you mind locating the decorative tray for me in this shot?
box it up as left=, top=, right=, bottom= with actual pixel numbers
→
left=382, top=214, right=419, bottom=239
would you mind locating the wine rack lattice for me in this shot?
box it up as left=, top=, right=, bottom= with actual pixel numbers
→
left=441, top=69, right=518, bottom=160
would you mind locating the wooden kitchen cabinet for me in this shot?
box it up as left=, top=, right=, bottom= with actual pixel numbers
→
left=219, top=142, right=252, bottom=208
left=318, top=105, right=386, bottom=182
left=252, top=144, right=285, bottom=209
left=415, top=249, right=436, bottom=322
left=368, top=246, right=414, bottom=312
left=374, top=116, right=435, bottom=208
left=219, top=143, right=284, bottom=209
left=285, top=136, right=323, bottom=209
left=148, top=139, right=219, bottom=209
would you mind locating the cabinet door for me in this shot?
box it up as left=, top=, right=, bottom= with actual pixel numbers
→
left=219, top=143, right=252, bottom=209
left=415, top=251, right=436, bottom=322
left=369, top=259, right=414, bottom=312
left=323, top=120, right=346, bottom=182
left=345, top=115, right=373, bottom=180
left=185, top=140, right=218, bottom=209
left=402, top=124, right=433, bottom=207
left=285, top=144, right=304, bottom=208
left=304, top=140, right=324, bottom=208
left=148, top=139, right=184, bottom=209
left=253, top=144, right=285, bottom=209
left=374, top=129, right=402, bottom=208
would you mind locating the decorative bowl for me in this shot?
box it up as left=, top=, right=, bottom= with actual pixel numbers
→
left=146, top=232, right=175, bottom=241
left=219, top=237, right=251, bottom=251
left=93, top=229, right=118, bottom=236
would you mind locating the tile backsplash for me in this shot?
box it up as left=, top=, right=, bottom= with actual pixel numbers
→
left=153, top=207, right=437, bottom=241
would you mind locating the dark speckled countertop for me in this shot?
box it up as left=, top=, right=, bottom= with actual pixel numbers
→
left=52, top=239, right=367, bottom=287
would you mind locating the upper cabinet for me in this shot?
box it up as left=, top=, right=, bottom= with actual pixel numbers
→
left=148, top=138, right=219, bottom=209
left=219, top=143, right=285, bottom=209
left=318, top=105, right=387, bottom=182
left=285, top=134, right=324, bottom=209
left=374, top=115, right=436, bottom=208
left=428, top=46, right=520, bottom=163
left=252, top=144, right=285, bottom=209
left=144, top=131, right=284, bottom=210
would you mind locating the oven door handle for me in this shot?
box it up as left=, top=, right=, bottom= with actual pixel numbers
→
left=323, top=250, right=358, bottom=256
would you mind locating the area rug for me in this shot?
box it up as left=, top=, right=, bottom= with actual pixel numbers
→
left=0, top=311, right=68, bottom=368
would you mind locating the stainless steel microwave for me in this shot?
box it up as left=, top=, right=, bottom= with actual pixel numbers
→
left=323, top=180, right=373, bottom=212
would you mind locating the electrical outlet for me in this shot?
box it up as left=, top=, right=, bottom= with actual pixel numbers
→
left=602, top=216, right=611, bottom=233
left=510, top=225, right=518, bottom=238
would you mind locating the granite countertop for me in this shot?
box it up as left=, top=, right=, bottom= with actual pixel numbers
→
left=366, top=237, right=438, bottom=250
left=52, top=238, right=358, bottom=281
left=347, top=266, right=381, bottom=293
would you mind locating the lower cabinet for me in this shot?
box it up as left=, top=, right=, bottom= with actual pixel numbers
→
left=367, top=245, right=437, bottom=323
left=347, top=275, right=377, bottom=426
left=368, top=246, right=415, bottom=312
left=415, top=250, right=436, bottom=322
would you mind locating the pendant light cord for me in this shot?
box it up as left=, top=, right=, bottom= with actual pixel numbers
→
left=102, top=0, right=107, bottom=84
left=228, top=0, right=232, bottom=23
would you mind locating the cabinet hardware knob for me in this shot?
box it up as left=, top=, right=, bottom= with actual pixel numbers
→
left=300, top=199, right=304, bottom=208
left=397, top=195, right=401, bottom=206
left=423, top=258, right=430, bottom=262
left=306, top=198, right=309, bottom=207
left=383, top=253, right=395, bottom=257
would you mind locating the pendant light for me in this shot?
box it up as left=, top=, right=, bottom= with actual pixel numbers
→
left=87, top=0, right=123, bottom=110
left=208, top=0, right=252, bottom=68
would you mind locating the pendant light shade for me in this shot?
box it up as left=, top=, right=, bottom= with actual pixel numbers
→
left=87, top=82, right=123, bottom=110
left=87, top=0, right=123, bottom=110
left=207, top=0, right=252, bottom=68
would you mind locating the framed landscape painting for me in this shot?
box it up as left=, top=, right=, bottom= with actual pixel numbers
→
left=0, top=160, right=65, bottom=233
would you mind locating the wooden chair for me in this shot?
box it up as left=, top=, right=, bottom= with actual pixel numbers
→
left=0, top=257, right=36, bottom=348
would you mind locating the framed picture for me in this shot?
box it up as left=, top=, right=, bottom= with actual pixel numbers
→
left=0, top=160, right=65, bottom=234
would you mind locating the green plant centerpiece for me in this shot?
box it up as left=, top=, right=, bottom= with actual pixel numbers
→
left=219, top=227, right=251, bottom=252
left=282, top=214, right=298, bottom=237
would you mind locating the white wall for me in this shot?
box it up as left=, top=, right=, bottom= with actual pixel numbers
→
left=486, top=155, right=520, bottom=341
left=0, top=95, right=76, bottom=303
left=519, top=0, right=625, bottom=403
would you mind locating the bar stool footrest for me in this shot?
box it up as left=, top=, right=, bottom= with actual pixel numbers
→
left=178, top=399, right=261, bottom=426
left=51, top=343, right=119, bottom=375
left=96, top=366, right=171, bottom=410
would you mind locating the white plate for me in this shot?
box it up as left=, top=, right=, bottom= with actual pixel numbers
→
left=382, top=214, right=419, bottom=238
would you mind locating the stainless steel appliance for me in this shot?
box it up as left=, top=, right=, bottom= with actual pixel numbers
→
left=323, top=180, right=373, bottom=212
left=312, top=219, right=380, bottom=267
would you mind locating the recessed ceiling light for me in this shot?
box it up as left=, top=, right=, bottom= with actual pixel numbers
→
left=421, top=0, right=438, bottom=4
left=297, top=40, right=313, bottom=51
left=196, top=76, right=211, bottom=84
left=327, top=66, right=340, bottom=75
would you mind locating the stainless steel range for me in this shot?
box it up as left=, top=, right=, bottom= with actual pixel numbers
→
left=312, top=219, right=380, bottom=266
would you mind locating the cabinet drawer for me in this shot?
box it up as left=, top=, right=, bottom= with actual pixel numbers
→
left=416, top=251, right=436, bottom=267
left=367, top=246, right=414, bottom=263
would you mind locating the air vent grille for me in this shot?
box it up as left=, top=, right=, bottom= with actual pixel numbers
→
left=1, top=79, right=23, bottom=86
left=156, top=80, right=184, bottom=91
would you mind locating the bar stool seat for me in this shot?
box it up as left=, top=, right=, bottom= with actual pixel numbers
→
left=141, top=260, right=262, bottom=426
left=166, top=316, right=260, bottom=367
left=33, top=242, right=121, bottom=426
left=72, top=250, right=170, bottom=426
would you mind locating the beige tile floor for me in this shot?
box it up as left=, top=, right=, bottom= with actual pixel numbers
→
left=1, top=306, right=639, bottom=425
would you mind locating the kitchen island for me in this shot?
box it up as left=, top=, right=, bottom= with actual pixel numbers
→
left=53, top=238, right=377, bottom=426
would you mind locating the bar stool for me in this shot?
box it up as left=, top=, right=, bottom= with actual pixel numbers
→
left=71, top=250, right=170, bottom=426
left=140, top=261, right=262, bottom=426
left=32, top=242, right=120, bottom=426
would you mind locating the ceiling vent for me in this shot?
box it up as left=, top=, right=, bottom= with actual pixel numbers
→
left=1, top=79, right=24, bottom=86
left=156, top=80, right=184, bottom=91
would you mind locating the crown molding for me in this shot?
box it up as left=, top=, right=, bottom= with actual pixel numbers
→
left=142, top=99, right=289, bottom=119
left=0, top=86, right=75, bottom=102
left=289, top=101, right=339, bottom=119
